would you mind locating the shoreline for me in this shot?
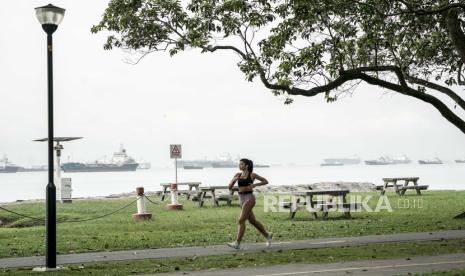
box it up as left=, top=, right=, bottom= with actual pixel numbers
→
left=2, top=182, right=464, bottom=205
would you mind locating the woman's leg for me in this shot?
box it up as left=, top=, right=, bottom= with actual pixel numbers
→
left=236, top=197, right=255, bottom=243
left=248, top=210, right=269, bottom=238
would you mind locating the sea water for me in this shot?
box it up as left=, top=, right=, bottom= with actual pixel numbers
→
left=0, top=163, right=464, bottom=203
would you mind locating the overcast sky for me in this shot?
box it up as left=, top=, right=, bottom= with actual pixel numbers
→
left=1, top=0, right=465, bottom=167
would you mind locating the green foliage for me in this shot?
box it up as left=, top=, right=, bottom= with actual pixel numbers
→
left=92, top=0, right=465, bottom=107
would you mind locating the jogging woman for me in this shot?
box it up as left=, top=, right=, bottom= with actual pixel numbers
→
left=226, top=158, right=272, bottom=249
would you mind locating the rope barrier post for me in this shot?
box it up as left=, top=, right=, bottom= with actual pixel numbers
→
left=132, top=187, right=152, bottom=220
left=167, top=183, right=183, bottom=210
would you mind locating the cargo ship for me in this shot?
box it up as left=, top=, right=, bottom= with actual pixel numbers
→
left=211, top=161, right=237, bottom=168
left=418, top=158, right=443, bottom=165
left=320, top=161, right=344, bottom=166
left=391, top=155, right=411, bottom=164
left=178, top=160, right=212, bottom=168
left=178, top=153, right=269, bottom=169
left=61, top=147, right=138, bottom=172
left=365, top=155, right=411, bottom=165
left=17, top=165, right=47, bottom=172
left=323, top=156, right=361, bottom=165
left=0, top=156, right=19, bottom=173
left=365, top=156, right=393, bottom=165
left=183, top=165, right=204, bottom=169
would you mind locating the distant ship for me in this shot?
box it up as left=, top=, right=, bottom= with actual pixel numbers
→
left=211, top=161, right=237, bottom=168
left=178, top=153, right=269, bottom=169
left=0, top=155, right=19, bottom=173
left=179, top=153, right=238, bottom=168
left=323, top=156, right=361, bottom=165
left=17, top=165, right=47, bottom=172
left=211, top=153, right=238, bottom=168
left=320, top=161, right=344, bottom=166
left=365, top=156, right=393, bottom=165
left=62, top=147, right=139, bottom=172
left=391, top=155, right=411, bottom=164
left=455, top=159, right=465, bottom=164
left=178, top=160, right=213, bottom=168
left=178, top=154, right=235, bottom=168
left=418, top=158, right=443, bottom=165
left=184, top=165, right=203, bottom=170
left=364, top=155, right=411, bottom=165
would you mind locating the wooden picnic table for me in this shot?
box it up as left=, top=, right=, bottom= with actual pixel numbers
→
left=287, top=189, right=358, bottom=219
left=380, top=177, right=428, bottom=196
left=198, top=186, right=239, bottom=207
left=160, top=182, right=201, bottom=201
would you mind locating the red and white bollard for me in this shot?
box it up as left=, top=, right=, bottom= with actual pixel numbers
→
left=167, top=183, right=183, bottom=210
left=132, top=187, right=152, bottom=220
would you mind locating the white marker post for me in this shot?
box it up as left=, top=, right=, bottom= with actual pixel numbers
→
left=132, top=187, right=152, bottom=220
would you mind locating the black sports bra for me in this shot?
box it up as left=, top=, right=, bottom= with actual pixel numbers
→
left=238, top=173, right=253, bottom=187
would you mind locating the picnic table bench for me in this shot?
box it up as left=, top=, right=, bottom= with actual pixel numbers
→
left=198, top=186, right=239, bottom=207
left=283, top=190, right=361, bottom=219
left=380, top=177, right=428, bottom=196
left=160, top=182, right=201, bottom=201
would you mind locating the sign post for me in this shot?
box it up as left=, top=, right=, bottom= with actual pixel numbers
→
left=168, top=145, right=183, bottom=210
left=170, top=144, right=182, bottom=183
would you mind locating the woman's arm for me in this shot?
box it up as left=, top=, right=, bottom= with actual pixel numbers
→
left=251, top=173, right=268, bottom=188
left=228, top=173, right=240, bottom=190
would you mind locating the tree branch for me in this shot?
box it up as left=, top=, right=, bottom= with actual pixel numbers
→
left=155, top=18, right=249, bottom=60
left=357, top=73, right=465, bottom=134
left=405, top=74, right=465, bottom=111
left=342, top=66, right=409, bottom=88
left=256, top=65, right=465, bottom=134
left=206, top=45, right=248, bottom=59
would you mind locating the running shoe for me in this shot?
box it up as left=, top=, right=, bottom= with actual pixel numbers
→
left=266, top=232, right=273, bottom=248
left=226, top=241, right=240, bottom=250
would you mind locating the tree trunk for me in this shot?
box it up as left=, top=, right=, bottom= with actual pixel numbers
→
left=446, top=8, right=465, bottom=64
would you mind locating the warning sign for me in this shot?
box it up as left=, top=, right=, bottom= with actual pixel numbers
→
left=170, top=144, right=182, bottom=159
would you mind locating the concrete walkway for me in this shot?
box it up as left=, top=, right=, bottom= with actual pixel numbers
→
left=151, top=253, right=465, bottom=276
left=1, top=230, right=464, bottom=269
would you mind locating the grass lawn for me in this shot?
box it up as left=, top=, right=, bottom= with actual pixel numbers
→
left=0, top=191, right=464, bottom=258
left=3, top=239, right=465, bottom=275
left=412, top=268, right=465, bottom=275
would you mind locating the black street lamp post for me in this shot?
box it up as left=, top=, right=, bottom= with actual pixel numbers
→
left=35, top=3, right=65, bottom=269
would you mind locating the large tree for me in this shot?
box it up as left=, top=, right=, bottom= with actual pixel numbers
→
left=92, top=0, right=465, bottom=215
left=92, top=0, right=465, bottom=133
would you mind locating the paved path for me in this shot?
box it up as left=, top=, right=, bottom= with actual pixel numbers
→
left=0, top=230, right=464, bottom=269
left=151, top=253, right=465, bottom=276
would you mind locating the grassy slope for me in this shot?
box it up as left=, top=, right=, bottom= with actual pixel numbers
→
left=0, top=191, right=464, bottom=258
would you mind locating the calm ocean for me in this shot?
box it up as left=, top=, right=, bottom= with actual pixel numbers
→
left=1, top=163, right=464, bottom=203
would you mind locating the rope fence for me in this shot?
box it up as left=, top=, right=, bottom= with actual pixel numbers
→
left=0, top=194, right=160, bottom=224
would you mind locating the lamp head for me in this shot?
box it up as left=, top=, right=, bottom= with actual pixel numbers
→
left=35, top=4, right=65, bottom=34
